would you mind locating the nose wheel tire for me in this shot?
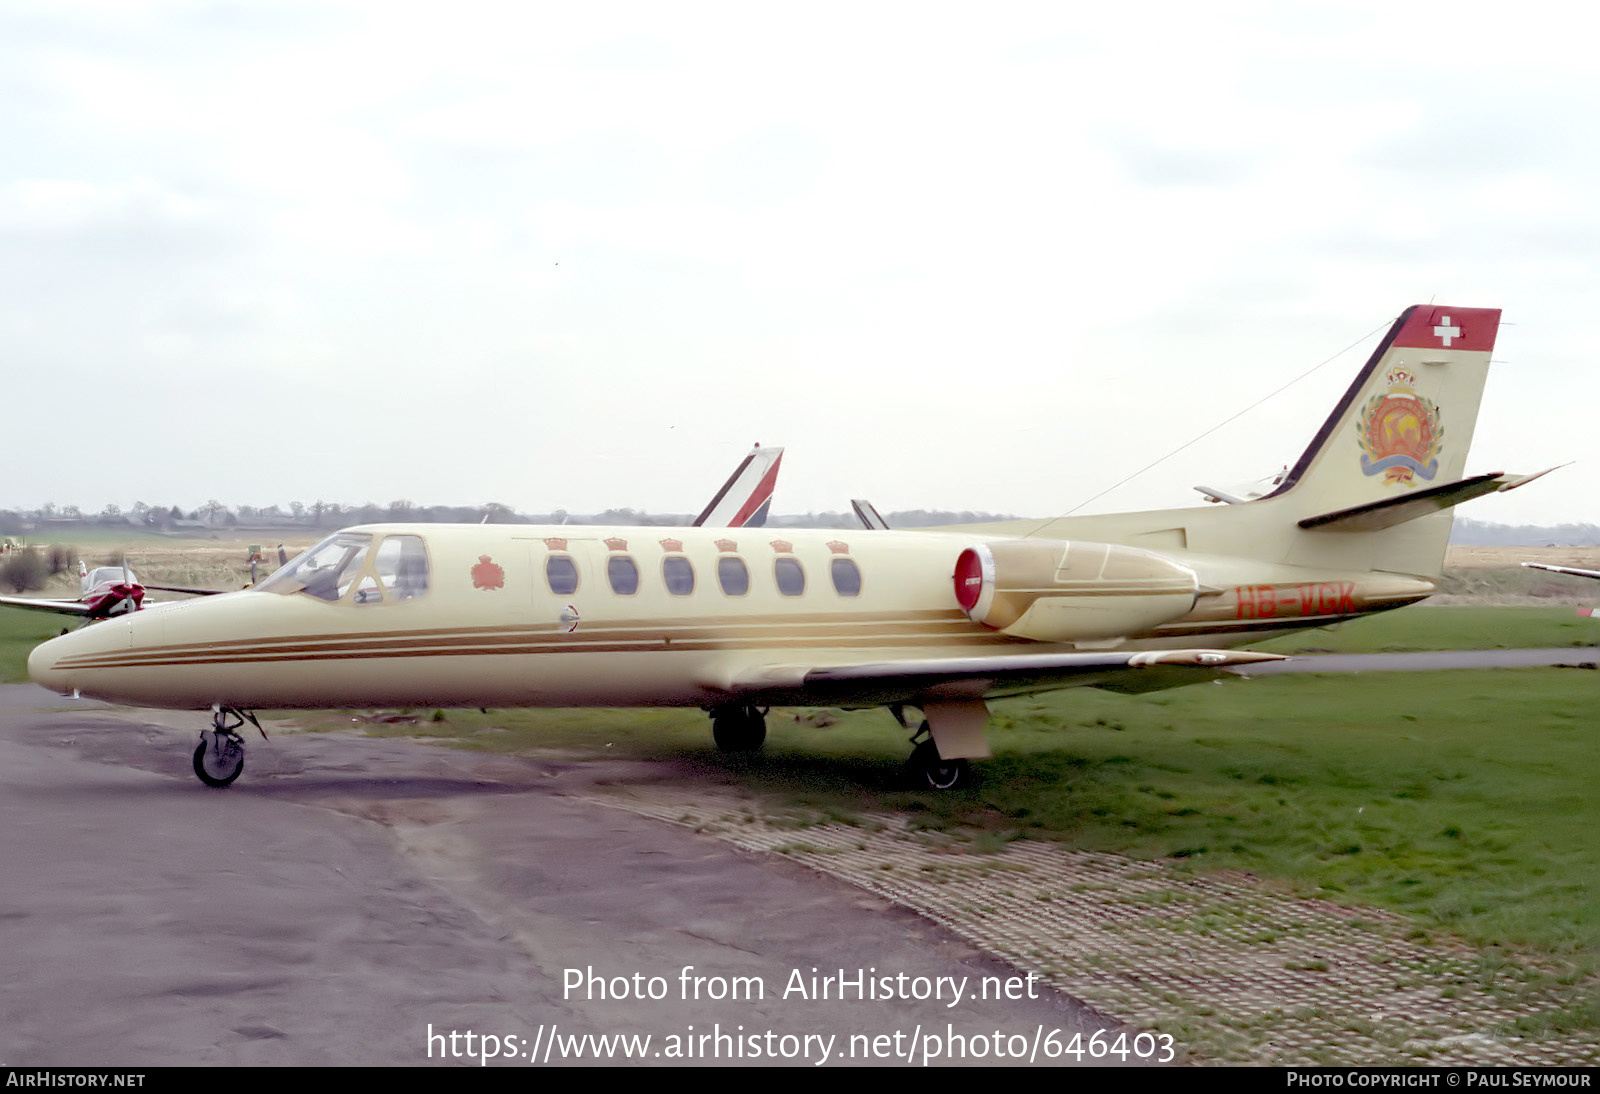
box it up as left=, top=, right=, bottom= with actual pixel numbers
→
left=711, top=704, right=767, bottom=752
left=193, top=733, right=245, bottom=788
left=905, top=739, right=972, bottom=791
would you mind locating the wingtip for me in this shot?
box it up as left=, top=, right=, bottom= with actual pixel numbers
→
left=1131, top=649, right=1290, bottom=667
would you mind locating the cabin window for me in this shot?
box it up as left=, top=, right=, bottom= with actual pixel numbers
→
left=830, top=558, right=862, bottom=597
left=546, top=556, right=579, bottom=595
left=717, top=557, right=749, bottom=596
left=662, top=556, right=694, bottom=596
left=257, top=532, right=372, bottom=602
left=774, top=557, right=805, bottom=597
left=607, top=555, right=640, bottom=595
left=373, top=535, right=430, bottom=601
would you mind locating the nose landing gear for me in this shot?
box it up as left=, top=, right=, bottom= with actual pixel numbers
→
left=192, top=705, right=265, bottom=788
left=709, top=703, right=767, bottom=752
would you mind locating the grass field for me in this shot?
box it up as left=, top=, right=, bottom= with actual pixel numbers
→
left=346, top=667, right=1599, bottom=961
left=0, top=612, right=71, bottom=682
left=1255, top=604, right=1598, bottom=653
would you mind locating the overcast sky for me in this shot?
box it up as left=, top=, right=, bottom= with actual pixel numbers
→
left=2, top=0, right=1595, bottom=525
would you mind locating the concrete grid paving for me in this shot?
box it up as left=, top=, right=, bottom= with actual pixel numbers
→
left=581, top=783, right=1598, bottom=1067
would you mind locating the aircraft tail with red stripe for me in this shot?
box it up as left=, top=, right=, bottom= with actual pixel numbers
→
left=693, top=444, right=784, bottom=528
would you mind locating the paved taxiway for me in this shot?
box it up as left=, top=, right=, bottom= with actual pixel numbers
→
left=0, top=685, right=1116, bottom=1068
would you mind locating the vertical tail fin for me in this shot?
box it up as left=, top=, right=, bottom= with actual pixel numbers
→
left=1266, top=306, right=1509, bottom=578
left=692, top=444, right=785, bottom=528
left=1265, top=305, right=1501, bottom=517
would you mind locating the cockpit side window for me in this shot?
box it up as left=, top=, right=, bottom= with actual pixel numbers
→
left=373, top=535, right=430, bottom=602
left=257, top=533, right=373, bottom=602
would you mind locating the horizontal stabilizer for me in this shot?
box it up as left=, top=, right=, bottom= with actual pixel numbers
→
left=1297, top=468, right=1557, bottom=533
left=1195, top=485, right=1249, bottom=505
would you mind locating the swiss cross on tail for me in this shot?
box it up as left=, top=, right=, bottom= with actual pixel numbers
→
left=1391, top=305, right=1499, bottom=352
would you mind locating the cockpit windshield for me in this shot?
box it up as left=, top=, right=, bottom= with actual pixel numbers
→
left=256, top=533, right=372, bottom=601
left=255, top=532, right=430, bottom=605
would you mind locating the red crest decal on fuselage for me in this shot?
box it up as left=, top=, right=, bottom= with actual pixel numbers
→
left=472, top=555, right=505, bottom=590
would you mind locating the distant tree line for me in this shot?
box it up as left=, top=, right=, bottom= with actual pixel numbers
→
left=1452, top=517, right=1600, bottom=547
left=5, top=503, right=1596, bottom=542
left=0, top=501, right=1022, bottom=535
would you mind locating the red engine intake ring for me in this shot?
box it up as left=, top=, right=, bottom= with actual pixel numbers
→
left=952, top=545, right=996, bottom=625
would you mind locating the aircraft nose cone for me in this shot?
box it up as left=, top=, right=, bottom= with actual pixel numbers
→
left=28, top=635, right=71, bottom=695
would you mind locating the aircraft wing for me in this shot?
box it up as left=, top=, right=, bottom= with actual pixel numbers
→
left=1521, top=563, right=1600, bottom=581
left=713, top=648, right=1286, bottom=707
left=142, top=584, right=228, bottom=596
left=0, top=595, right=96, bottom=617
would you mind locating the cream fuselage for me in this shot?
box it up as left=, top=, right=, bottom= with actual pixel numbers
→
left=27, top=522, right=1427, bottom=712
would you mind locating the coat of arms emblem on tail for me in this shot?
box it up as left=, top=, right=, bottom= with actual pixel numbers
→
left=1358, top=366, right=1442, bottom=486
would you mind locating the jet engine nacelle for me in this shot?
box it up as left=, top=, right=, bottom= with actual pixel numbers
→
left=953, top=539, right=1199, bottom=643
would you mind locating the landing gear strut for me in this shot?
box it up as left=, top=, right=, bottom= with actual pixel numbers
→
left=192, top=705, right=263, bottom=788
left=710, top=703, right=767, bottom=752
left=904, top=720, right=972, bottom=791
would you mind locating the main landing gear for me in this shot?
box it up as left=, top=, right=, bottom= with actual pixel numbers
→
left=903, top=721, right=973, bottom=791
left=710, top=703, right=767, bottom=752
left=193, top=705, right=265, bottom=788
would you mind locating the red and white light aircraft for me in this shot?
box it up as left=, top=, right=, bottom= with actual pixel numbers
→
left=0, top=563, right=221, bottom=622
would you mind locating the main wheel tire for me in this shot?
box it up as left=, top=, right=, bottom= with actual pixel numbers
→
left=905, top=739, right=971, bottom=791
left=711, top=706, right=767, bottom=752
left=193, top=737, right=244, bottom=788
